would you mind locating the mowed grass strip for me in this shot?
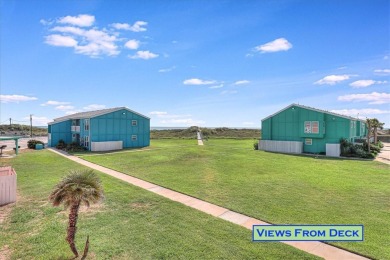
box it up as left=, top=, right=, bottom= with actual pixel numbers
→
left=81, top=139, right=390, bottom=259
left=0, top=150, right=316, bottom=259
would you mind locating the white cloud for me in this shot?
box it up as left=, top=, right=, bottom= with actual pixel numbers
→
left=83, top=104, right=106, bottom=110
left=41, top=100, right=70, bottom=106
left=314, top=74, right=352, bottom=85
left=331, top=108, right=390, bottom=117
left=0, top=95, right=38, bottom=103
left=58, top=14, right=95, bottom=27
left=374, top=69, right=390, bottom=75
left=40, top=19, right=54, bottom=26
left=65, top=110, right=82, bottom=115
left=23, top=116, right=50, bottom=125
left=124, top=39, right=140, bottom=50
left=149, top=111, right=168, bottom=116
left=209, top=84, right=224, bottom=89
left=255, top=38, right=292, bottom=53
left=45, top=34, right=78, bottom=47
left=111, top=23, right=130, bottom=30
left=51, top=26, right=84, bottom=35
left=183, top=78, right=217, bottom=85
left=160, top=118, right=205, bottom=126
left=221, top=90, right=238, bottom=95
left=129, top=50, right=158, bottom=59
left=158, top=66, right=176, bottom=73
left=111, top=21, right=147, bottom=32
left=234, top=80, right=250, bottom=85
left=46, top=26, right=119, bottom=57
left=349, top=80, right=387, bottom=88
left=150, top=111, right=204, bottom=125
left=338, top=92, right=390, bottom=104
left=55, top=105, right=75, bottom=111
left=75, top=29, right=119, bottom=57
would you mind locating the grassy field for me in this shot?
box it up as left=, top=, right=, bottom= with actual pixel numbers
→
left=80, top=139, right=390, bottom=259
left=0, top=150, right=316, bottom=259
left=150, top=126, right=260, bottom=139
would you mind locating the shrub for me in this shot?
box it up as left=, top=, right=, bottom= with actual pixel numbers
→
left=56, top=139, right=66, bottom=150
left=65, top=142, right=87, bottom=152
left=340, top=139, right=376, bottom=159
left=253, top=141, right=259, bottom=150
left=27, top=139, right=44, bottom=149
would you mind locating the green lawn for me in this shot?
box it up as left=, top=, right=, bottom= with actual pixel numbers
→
left=81, top=139, right=390, bottom=259
left=0, top=150, right=316, bottom=259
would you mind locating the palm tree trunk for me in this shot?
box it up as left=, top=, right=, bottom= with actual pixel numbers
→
left=374, top=127, right=378, bottom=144
left=67, top=201, right=80, bottom=257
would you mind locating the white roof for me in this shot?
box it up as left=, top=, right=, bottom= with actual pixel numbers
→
left=261, top=104, right=366, bottom=122
left=48, top=107, right=150, bottom=125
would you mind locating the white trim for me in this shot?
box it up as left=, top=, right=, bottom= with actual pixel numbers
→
left=261, top=104, right=365, bottom=123
left=48, top=107, right=150, bottom=125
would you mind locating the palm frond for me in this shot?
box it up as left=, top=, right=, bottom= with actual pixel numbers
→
left=49, top=169, right=104, bottom=208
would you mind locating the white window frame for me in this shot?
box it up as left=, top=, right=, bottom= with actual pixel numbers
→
left=131, top=135, right=137, bottom=141
left=304, top=121, right=312, bottom=133
left=304, top=121, right=319, bottom=134
left=132, top=120, right=137, bottom=126
left=84, top=119, right=90, bottom=131
left=85, top=136, right=89, bottom=148
left=311, top=121, right=319, bottom=134
left=305, top=138, right=312, bottom=145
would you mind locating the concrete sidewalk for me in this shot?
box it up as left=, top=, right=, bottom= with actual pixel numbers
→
left=48, top=148, right=369, bottom=260
left=197, top=131, right=204, bottom=145
left=375, top=142, right=390, bottom=165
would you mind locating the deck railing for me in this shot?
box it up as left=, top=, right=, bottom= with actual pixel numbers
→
left=71, top=126, right=80, bottom=132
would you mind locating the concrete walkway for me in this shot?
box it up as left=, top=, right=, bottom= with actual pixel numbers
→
left=375, top=142, right=390, bottom=165
left=197, top=131, right=204, bottom=145
left=48, top=148, right=369, bottom=260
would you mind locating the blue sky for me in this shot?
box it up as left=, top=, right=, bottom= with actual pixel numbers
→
left=1, top=0, right=389, bottom=127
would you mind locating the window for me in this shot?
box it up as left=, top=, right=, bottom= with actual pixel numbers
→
left=132, top=120, right=137, bottom=126
left=131, top=135, right=137, bottom=141
left=84, top=119, right=90, bottom=131
left=85, top=136, right=89, bottom=148
left=311, top=121, right=319, bottom=134
left=305, top=138, right=312, bottom=145
left=304, top=121, right=311, bottom=133
left=304, top=121, right=319, bottom=134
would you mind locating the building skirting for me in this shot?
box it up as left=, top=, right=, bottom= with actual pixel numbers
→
left=259, top=140, right=303, bottom=154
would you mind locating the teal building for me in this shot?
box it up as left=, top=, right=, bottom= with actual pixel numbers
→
left=261, top=104, right=367, bottom=154
left=48, top=107, right=150, bottom=151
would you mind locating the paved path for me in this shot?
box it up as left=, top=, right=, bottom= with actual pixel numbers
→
left=197, top=131, right=204, bottom=145
left=375, top=142, right=390, bottom=165
left=48, top=148, right=369, bottom=260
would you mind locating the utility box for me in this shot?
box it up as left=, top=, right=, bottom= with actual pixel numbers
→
left=326, top=144, right=340, bottom=157
left=35, top=144, right=43, bottom=150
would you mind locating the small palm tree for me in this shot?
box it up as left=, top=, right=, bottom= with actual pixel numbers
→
left=371, top=118, right=384, bottom=144
left=49, top=169, right=104, bottom=258
left=366, top=118, right=373, bottom=153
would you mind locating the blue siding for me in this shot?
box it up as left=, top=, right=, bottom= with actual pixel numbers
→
left=48, top=108, right=150, bottom=150
left=48, top=120, right=72, bottom=147
left=261, top=105, right=367, bottom=153
left=90, top=109, right=150, bottom=150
